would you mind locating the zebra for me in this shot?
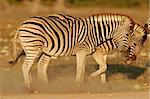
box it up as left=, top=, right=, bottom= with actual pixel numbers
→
left=41, top=15, right=148, bottom=83
left=10, top=14, right=79, bottom=92
left=10, top=14, right=134, bottom=92
left=37, top=14, right=134, bottom=83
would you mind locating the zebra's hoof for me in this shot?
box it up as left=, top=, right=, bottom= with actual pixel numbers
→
left=33, top=90, right=39, bottom=94
left=9, top=61, right=13, bottom=64
left=8, top=60, right=15, bottom=66
left=27, top=89, right=38, bottom=94
left=25, top=87, right=37, bottom=94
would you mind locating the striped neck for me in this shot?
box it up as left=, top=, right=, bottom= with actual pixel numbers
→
left=86, top=14, right=133, bottom=46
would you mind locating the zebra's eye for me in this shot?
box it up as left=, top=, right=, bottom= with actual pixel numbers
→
left=133, top=43, right=136, bottom=46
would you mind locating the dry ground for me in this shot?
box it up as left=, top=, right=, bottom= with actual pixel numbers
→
left=1, top=92, right=149, bottom=99
left=0, top=6, right=149, bottom=98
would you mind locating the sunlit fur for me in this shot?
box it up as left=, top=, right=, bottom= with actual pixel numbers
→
left=11, top=14, right=134, bottom=92
left=42, top=14, right=134, bottom=84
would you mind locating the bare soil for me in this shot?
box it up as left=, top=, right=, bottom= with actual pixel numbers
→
left=1, top=92, right=149, bottom=99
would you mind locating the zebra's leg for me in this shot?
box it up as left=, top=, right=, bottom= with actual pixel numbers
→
left=22, top=52, right=39, bottom=92
left=37, top=54, right=50, bottom=83
left=100, top=55, right=107, bottom=83
left=75, top=51, right=87, bottom=84
left=89, top=51, right=107, bottom=83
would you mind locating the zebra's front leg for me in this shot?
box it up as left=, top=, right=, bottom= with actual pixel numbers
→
left=37, top=54, right=50, bottom=83
left=100, top=55, right=107, bottom=83
left=90, top=52, right=107, bottom=83
left=75, top=51, right=87, bottom=84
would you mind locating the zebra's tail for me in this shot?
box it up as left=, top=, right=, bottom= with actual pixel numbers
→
left=9, top=30, right=25, bottom=65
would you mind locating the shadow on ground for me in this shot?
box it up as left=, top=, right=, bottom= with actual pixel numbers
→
left=106, top=64, right=145, bottom=79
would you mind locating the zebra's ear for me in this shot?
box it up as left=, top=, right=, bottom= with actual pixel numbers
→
left=144, top=24, right=150, bottom=34
left=144, top=23, right=150, bottom=37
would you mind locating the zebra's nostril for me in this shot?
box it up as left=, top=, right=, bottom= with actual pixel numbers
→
left=133, top=55, right=137, bottom=60
left=126, top=34, right=129, bottom=36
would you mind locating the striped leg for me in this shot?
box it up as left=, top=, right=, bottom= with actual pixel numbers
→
left=89, top=51, right=107, bottom=83
left=37, top=54, right=50, bottom=83
left=75, top=51, right=87, bottom=84
left=22, top=51, right=40, bottom=92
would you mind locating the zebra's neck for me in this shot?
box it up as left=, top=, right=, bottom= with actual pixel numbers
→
left=85, top=14, right=133, bottom=51
left=97, top=38, right=118, bottom=52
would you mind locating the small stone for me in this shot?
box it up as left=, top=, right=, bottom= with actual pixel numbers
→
left=86, top=92, right=90, bottom=95
left=7, top=24, right=12, bottom=28
left=144, top=83, right=148, bottom=86
left=108, top=93, right=112, bottom=97
left=140, top=53, right=147, bottom=57
left=133, top=84, right=140, bottom=90
left=33, top=90, right=38, bottom=94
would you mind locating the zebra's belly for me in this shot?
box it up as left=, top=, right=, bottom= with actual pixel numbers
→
left=42, top=46, right=76, bottom=57
left=95, top=47, right=114, bottom=55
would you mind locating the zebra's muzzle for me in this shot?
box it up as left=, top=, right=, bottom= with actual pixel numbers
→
left=125, top=54, right=136, bottom=64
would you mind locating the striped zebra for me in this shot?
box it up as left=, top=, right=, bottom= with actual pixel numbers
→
left=11, top=14, right=79, bottom=92
left=11, top=14, right=134, bottom=92
left=40, top=14, right=134, bottom=84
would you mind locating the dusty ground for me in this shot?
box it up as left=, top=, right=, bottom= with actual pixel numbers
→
left=0, top=6, right=149, bottom=98
left=0, top=56, right=148, bottom=94
left=1, top=92, right=149, bottom=99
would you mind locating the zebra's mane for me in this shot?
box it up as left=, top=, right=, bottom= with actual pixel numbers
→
left=89, top=13, right=133, bottom=20
left=87, top=13, right=134, bottom=29
left=133, top=23, right=145, bottom=32
left=132, top=23, right=146, bottom=36
left=132, top=23, right=148, bottom=45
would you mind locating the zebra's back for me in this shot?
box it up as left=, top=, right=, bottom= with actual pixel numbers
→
left=18, top=15, right=79, bottom=57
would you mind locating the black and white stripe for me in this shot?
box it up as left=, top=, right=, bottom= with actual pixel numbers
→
left=11, top=14, right=134, bottom=92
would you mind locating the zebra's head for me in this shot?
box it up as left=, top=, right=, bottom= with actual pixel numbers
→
left=115, top=15, right=134, bottom=53
left=124, top=24, right=148, bottom=64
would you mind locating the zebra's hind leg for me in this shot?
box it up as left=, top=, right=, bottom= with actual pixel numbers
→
left=89, top=51, right=107, bottom=83
left=22, top=52, right=40, bottom=93
left=75, top=51, right=87, bottom=84
left=37, top=54, right=50, bottom=84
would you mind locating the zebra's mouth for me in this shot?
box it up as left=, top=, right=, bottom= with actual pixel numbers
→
left=125, top=54, right=136, bottom=64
